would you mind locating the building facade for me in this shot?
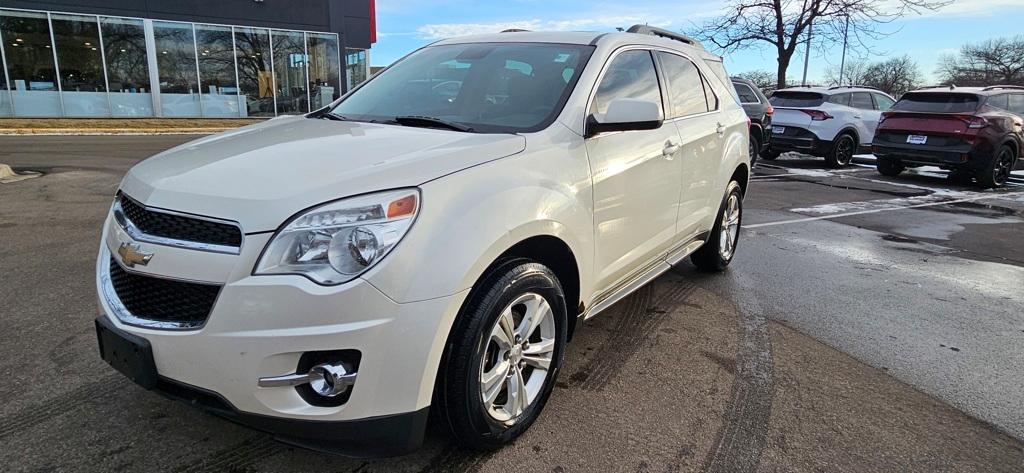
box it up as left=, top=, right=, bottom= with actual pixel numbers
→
left=0, top=0, right=375, bottom=118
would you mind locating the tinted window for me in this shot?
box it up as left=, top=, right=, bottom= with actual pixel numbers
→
left=591, top=50, right=661, bottom=117
left=891, top=93, right=980, bottom=113
left=850, top=92, right=873, bottom=110
left=334, top=42, right=593, bottom=133
left=988, top=94, right=1009, bottom=110
left=873, top=94, right=895, bottom=110
left=1008, top=95, right=1024, bottom=115
left=657, top=52, right=708, bottom=118
left=734, top=83, right=759, bottom=103
left=828, top=94, right=851, bottom=106
left=770, top=91, right=824, bottom=107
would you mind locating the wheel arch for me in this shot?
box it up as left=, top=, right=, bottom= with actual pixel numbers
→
left=730, top=163, right=750, bottom=197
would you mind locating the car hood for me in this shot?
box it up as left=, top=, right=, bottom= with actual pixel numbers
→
left=120, top=116, right=526, bottom=232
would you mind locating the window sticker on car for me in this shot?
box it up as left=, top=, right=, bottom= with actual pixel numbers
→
left=907, top=135, right=927, bottom=145
left=773, top=126, right=785, bottom=134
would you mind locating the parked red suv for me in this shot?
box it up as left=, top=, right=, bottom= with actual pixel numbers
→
left=872, top=86, right=1024, bottom=188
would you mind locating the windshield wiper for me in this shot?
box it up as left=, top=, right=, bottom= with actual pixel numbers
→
left=393, top=115, right=474, bottom=132
left=317, top=111, right=348, bottom=121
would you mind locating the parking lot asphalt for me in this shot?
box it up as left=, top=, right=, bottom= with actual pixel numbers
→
left=1, top=136, right=1022, bottom=472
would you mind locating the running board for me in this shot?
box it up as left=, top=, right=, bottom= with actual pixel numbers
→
left=583, top=233, right=708, bottom=321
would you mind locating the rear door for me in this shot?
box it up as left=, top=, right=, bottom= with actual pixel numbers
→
left=656, top=51, right=722, bottom=238
left=850, top=92, right=879, bottom=145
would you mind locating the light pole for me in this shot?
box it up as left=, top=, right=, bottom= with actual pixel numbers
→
left=838, top=14, right=850, bottom=85
left=801, top=18, right=813, bottom=86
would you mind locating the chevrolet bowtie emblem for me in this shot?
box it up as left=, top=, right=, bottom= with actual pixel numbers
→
left=118, top=242, right=153, bottom=268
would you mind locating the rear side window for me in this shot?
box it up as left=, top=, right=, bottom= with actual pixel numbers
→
left=1009, top=95, right=1024, bottom=115
left=850, top=92, right=874, bottom=110
left=891, top=93, right=981, bottom=113
left=873, top=94, right=895, bottom=110
left=828, top=94, right=851, bottom=106
left=591, top=50, right=662, bottom=117
left=657, top=52, right=710, bottom=118
left=988, top=94, right=1009, bottom=110
left=770, top=91, right=824, bottom=107
left=702, top=76, right=719, bottom=111
left=734, top=83, right=760, bottom=104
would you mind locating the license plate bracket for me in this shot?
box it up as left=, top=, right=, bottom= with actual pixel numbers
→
left=96, top=316, right=158, bottom=389
left=906, top=134, right=928, bottom=145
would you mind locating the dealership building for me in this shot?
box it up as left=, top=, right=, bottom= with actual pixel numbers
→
left=0, top=0, right=375, bottom=118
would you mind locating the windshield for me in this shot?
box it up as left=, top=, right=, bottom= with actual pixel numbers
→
left=330, top=42, right=594, bottom=133
left=891, top=93, right=981, bottom=113
left=769, top=91, right=825, bottom=107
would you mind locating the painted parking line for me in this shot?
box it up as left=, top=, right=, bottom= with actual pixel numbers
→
left=744, top=194, right=1014, bottom=229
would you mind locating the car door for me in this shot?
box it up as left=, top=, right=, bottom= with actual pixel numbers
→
left=656, top=51, right=721, bottom=238
left=850, top=92, right=880, bottom=146
left=585, top=49, right=683, bottom=291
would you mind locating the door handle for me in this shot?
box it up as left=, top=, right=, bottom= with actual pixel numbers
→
left=663, top=142, right=681, bottom=157
left=716, top=123, right=725, bottom=136
left=854, top=115, right=863, bottom=119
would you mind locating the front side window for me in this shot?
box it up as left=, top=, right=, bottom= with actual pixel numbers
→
left=657, top=52, right=709, bottom=118
left=850, top=92, right=874, bottom=110
left=333, top=42, right=593, bottom=133
left=591, top=49, right=661, bottom=118
left=734, top=83, right=759, bottom=104
left=873, top=94, right=895, bottom=110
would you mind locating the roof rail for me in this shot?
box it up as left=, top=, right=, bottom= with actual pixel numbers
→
left=500, top=28, right=530, bottom=33
left=982, top=85, right=1024, bottom=91
left=827, top=85, right=883, bottom=92
left=917, top=84, right=957, bottom=90
left=626, top=25, right=704, bottom=49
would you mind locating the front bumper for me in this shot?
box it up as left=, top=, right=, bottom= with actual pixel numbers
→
left=96, top=213, right=468, bottom=454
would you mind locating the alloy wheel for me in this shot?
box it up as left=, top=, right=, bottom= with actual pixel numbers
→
left=993, top=149, right=1013, bottom=186
left=718, top=193, right=741, bottom=260
left=836, top=136, right=855, bottom=165
left=479, top=292, right=556, bottom=425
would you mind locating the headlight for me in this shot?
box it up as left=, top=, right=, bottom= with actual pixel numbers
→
left=254, top=189, right=419, bottom=285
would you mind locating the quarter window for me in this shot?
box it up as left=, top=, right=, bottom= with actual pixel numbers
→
left=873, top=94, right=895, bottom=110
left=987, top=94, right=1009, bottom=110
left=591, top=50, right=662, bottom=118
left=734, top=83, right=759, bottom=104
left=1008, top=94, right=1024, bottom=115
left=656, top=52, right=710, bottom=118
left=828, top=94, right=850, bottom=106
left=850, top=92, right=873, bottom=110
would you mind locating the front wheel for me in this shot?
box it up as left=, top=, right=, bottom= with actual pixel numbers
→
left=437, top=260, right=567, bottom=450
left=691, top=181, right=743, bottom=272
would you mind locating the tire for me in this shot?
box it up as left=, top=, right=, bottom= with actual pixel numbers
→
left=436, top=259, right=567, bottom=451
left=947, top=168, right=972, bottom=184
left=691, top=181, right=743, bottom=272
left=760, top=149, right=781, bottom=160
left=975, top=145, right=1015, bottom=189
left=826, top=133, right=856, bottom=168
left=748, top=134, right=760, bottom=168
left=876, top=157, right=905, bottom=177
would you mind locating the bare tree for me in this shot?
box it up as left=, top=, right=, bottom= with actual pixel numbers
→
left=824, top=58, right=870, bottom=86
left=936, top=36, right=1024, bottom=86
left=861, top=56, right=922, bottom=96
left=735, top=70, right=776, bottom=90
left=692, top=0, right=950, bottom=89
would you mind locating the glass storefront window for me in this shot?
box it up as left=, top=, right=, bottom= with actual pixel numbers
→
left=346, top=48, right=367, bottom=91
left=51, top=13, right=108, bottom=117
left=0, top=34, right=10, bottom=116
left=271, top=29, right=307, bottom=115
left=234, top=26, right=273, bottom=117
left=101, top=16, right=151, bottom=117
left=195, top=24, right=238, bottom=117
left=1, top=10, right=61, bottom=117
left=307, top=32, right=340, bottom=109
left=153, top=21, right=200, bottom=117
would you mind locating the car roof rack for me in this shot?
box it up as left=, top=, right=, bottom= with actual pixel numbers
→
left=500, top=28, right=530, bottom=33
left=626, top=25, right=704, bottom=49
left=827, top=85, right=883, bottom=92
left=982, top=85, right=1024, bottom=91
left=917, top=84, right=957, bottom=90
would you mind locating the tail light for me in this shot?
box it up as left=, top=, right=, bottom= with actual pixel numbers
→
left=966, top=116, right=987, bottom=129
left=879, top=111, right=895, bottom=125
left=800, top=109, right=832, bottom=121
left=765, top=106, right=775, bottom=116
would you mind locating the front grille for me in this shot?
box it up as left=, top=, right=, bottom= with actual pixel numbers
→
left=109, top=258, right=221, bottom=326
left=119, top=195, right=242, bottom=248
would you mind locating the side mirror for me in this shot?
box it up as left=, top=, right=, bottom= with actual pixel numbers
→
left=586, top=98, right=664, bottom=137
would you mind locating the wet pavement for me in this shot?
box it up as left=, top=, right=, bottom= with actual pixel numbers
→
left=1, top=137, right=1022, bottom=472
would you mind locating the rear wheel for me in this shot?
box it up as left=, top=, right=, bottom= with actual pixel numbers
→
left=976, top=145, right=1015, bottom=188
left=877, top=157, right=905, bottom=177
left=826, top=133, right=856, bottom=168
left=437, top=260, right=567, bottom=450
left=692, top=181, right=743, bottom=272
left=760, top=149, right=781, bottom=161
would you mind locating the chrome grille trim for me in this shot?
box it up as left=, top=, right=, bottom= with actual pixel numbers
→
left=113, top=194, right=243, bottom=255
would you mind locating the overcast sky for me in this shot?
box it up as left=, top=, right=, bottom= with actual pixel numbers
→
left=371, top=0, right=1021, bottom=82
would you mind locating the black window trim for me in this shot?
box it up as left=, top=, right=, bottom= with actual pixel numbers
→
left=652, top=49, right=720, bottom=121
left=584, top=45, right=668, bottom=131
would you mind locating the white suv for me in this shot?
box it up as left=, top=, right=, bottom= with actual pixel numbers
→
left=763, top=86, right=896, bottom=167
left=94, top=26, right=749, bottom=455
